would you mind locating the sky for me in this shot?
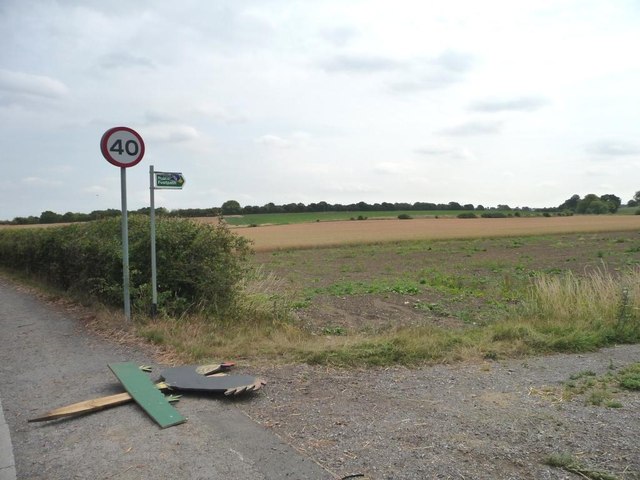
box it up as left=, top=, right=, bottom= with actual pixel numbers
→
left=1, top=0, right=640, bottom=219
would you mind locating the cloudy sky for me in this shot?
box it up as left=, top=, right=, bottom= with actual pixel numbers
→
left=1, top=0, right=639, bottom=219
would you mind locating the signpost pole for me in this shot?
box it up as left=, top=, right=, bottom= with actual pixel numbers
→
left=149, top=165, right=158, bottom=317
left=100, top=126, right=145, bottom=323
left=120, top=167, right=131, bottom=321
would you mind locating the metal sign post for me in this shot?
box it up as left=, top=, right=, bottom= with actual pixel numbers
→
left=149, top=166, right=185, bottom=317
left=149, top=165, right=158, bottom=317
left=100, top=127, right=145, bottom=321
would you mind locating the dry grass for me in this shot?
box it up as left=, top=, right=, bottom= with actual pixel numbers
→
left=132, top=263, right=640, bottom=366
left=522, top=267, right=640, bottom=323
left=210, top=216, right=640, bottom=251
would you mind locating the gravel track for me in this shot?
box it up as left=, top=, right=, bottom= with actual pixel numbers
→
left=242, top=347, right=640, bottom=479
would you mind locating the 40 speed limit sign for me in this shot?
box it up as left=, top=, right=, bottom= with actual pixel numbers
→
left=100, top=126, right=145, bottom=168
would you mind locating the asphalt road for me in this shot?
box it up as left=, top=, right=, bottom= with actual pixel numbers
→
left=0, top=279, right=330, bottom=480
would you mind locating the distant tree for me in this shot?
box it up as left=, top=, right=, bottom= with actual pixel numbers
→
left=586, top=199, right=611, bottom=214
left=559, top=194, right=581, bottom=212
left=40, top=210, right=61, bottom=224
left=448, top=201, right=463, bottom=210
left=600, top=194, right=621, bottom=213
left=476, top=205, right=485, bottom=211
left=496, top=204, right=511, bottom=211
left=317, top=201, right=330, bottom=212
left=576, top=194, right=604, bottom=214
left=413, top=202, right=436, bottom=210
left=627, top=191, right=640, bottom=207
left=13, top=216, right=39, bottom=225
left=262, top=202, right=284, bottom=213
left=221, top=200, right=242, bottom=215
left=463, top=204, right=474, bottom=210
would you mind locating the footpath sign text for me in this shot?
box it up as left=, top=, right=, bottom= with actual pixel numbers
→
left=155, top=172, right=185, bottom=189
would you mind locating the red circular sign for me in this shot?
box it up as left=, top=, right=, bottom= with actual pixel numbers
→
left=100, top=126, right=145, bottom=168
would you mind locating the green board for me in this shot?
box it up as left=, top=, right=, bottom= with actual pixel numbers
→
left=108, top=362, right=186, bottom=428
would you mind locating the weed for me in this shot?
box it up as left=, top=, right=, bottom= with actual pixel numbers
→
left=322, top=326, right=347, bottom=336
left=140, top=329, right=166, bottom=345
left=315, top=279, right=422, bottom=297
left=414, top=301, right=451, bottom=317
left=544, top=453, right=620, bottom=480
left=586, top=389, right=612, bottom=406
left=569, top=370, right=596, bottom=380
left=561, top=362, right=640, bottom=407
left=619, top=364, right=640, bottom=390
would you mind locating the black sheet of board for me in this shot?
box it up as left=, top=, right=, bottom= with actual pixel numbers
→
left=160, top=366, right=263, bottom=393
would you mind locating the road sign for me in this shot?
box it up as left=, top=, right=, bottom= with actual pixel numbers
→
left=155, top=172, right=185, bottom=189
left=99, top=126, right=145, bottom=322
left=149, top=165, right=185, bottom=317
left=100, top=126, right=145, bottom=168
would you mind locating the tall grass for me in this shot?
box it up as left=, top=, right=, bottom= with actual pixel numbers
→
left=516, top=267, right=640, bottom=346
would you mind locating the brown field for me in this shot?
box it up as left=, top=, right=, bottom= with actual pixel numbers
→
left=0, top=222, right=74, bottom=229
left=214, top=215, right=640, bottom=251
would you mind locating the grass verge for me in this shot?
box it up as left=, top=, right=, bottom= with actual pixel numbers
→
left=130, top=266, right=640, bottom=367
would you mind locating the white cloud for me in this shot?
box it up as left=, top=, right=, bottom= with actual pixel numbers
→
left=320, top=54, right=404, bottom=73
left=140, top=124, right=199, bottom=143
left=21, top=177, right=63, bottom=187
left=83, top=185, right=109, bottom=194
left=256, top=134, right=293, bottom=149
left=439, top=120, right=503, bottom=136
left=470, top=96, right=550, bottom=113
left=99, top=52, right=155, bottom=70
left=319, top=26, right=358, bottom=47
left=373, top=162, right=409, bottom=175
left=256, top=132, right=312, bottom=149
left=587, top=140, right=639, bottom=157
left=414, top=145, right=476, bottom=161
left=388, top=50, right=475, bottom=93
left=0, top=70, right=68, bottom=98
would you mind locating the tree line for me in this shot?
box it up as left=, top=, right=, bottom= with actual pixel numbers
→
left=2, top=191, right=638, bottom=225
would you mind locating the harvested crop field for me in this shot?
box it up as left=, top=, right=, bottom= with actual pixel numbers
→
left=216, top=216, right=640, bottom=251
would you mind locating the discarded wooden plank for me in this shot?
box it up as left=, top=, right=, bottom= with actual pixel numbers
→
left=28, top=383, right=173, bottom=423
left=108, top=362, right=186, bottom=428
left=29, top=391, right=134, bottom=422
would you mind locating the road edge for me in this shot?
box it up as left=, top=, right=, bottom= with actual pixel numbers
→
left=0, top=397, right=16, bottom=480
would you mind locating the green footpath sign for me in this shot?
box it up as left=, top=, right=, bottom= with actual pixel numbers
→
left=155, top=172, right=185, bottom=189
